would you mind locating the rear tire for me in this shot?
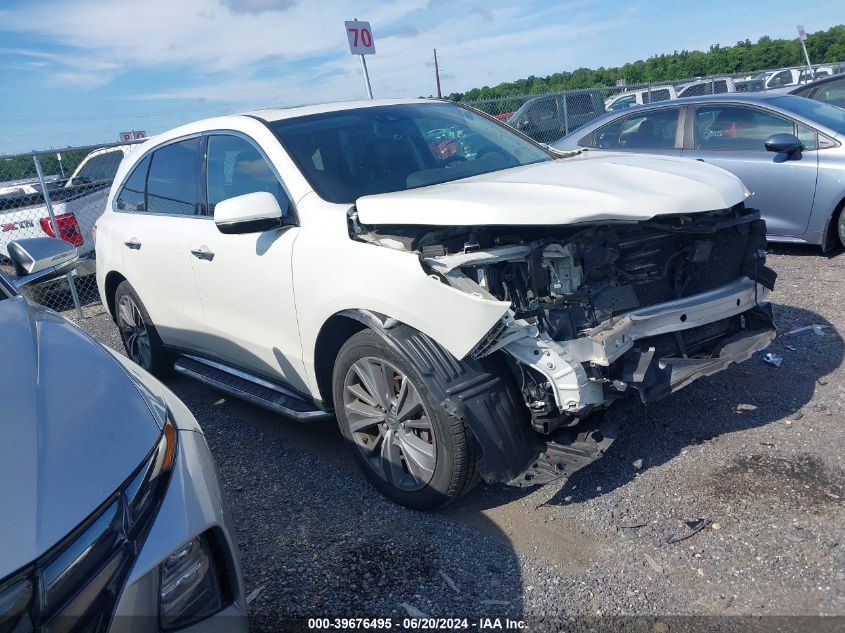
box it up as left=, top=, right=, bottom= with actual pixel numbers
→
left=837, top=208, right=845, bottom=249
left=333, top=329, right=479, bottom=510
left=114, top=281, right=173, bottom=377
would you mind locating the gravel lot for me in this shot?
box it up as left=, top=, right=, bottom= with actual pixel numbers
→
left=80, top=246, right=844, bottom=631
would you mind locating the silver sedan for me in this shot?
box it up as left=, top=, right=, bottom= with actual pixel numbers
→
left=551, top=93, right=845, bottom=251
left=0, top=238, right=247, bottom=632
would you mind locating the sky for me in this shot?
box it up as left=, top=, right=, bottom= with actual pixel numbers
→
left=0, top=0, right=840, bottom=153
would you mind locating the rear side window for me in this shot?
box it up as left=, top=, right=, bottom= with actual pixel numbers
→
left=768, top=70, right=793, bottom=88
left=646, top=89, right=671, bottom=103
left=594, top=119, right=624, bottom=148
left=619, top=108, right=680, bottom=150
left=115, top=155, right=150, bottom=212
left=680, top=83, right=706, bottom=97
left=531, top=98, right=558, bottom=122
left=206, top=135, right=290, bottom=215
left=566, top=93, right=598, bottom=116
left=146, top=138, right=201, bottom=215
left=72, top=150, right=123, bottom=185
left=608, top=94, right=636, bottom=110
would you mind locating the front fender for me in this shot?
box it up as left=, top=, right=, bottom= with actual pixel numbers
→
left=355, top=317, right=543, bottom=484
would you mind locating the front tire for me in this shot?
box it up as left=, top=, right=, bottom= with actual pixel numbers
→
left=838, top=208, right=845, bottom=249
left=333, top=329, right=479, bottom=510
left=114, top=281, right=173, bottom=376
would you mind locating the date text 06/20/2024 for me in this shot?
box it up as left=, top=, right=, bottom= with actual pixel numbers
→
left=307, top=617, right=526, bottom=630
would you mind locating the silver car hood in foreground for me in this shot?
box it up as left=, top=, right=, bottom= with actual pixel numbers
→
left=0, top=296, right=159, bottom=575
left=355, top=152, right=750, bottom=226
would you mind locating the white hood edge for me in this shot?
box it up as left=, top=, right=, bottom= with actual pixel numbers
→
left=355, top=152, right=750, bottom=226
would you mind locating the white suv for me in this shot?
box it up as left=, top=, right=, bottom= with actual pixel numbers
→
left=96, top=99, right=777, bottom=509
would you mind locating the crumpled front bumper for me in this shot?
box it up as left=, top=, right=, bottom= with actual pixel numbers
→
left=509, top=303, right=776, bottom=487
left=503, top=277, right=774, bottom=413
left=622, top=303, right=776, bottom=402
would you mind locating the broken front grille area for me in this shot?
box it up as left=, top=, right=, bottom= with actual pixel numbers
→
left=612, top=211, right=756, bottom=312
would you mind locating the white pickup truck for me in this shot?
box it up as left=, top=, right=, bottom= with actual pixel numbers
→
left=0, top=146, right=130, bottom=276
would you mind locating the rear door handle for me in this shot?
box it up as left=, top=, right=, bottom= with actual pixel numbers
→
left=190, top=247, right=215, bottom=261
left=124, top=239, right=141, bottom=250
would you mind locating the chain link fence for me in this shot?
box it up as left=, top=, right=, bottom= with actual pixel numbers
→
left=466, top=62, right=845, bottom=144
left=0, top=141, right=143, bottom=318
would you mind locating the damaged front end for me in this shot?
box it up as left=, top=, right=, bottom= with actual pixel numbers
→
left=352, top=203, right=777, bottom=486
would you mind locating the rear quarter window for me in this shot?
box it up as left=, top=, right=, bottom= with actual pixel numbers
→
left=115, top=156, right=150, bottom=212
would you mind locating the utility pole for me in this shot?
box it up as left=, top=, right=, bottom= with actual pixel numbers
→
left=434, top=48, right=442, bottom=98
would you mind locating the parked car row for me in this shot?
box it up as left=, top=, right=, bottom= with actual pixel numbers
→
left=509, top=65, right=844, bottom=145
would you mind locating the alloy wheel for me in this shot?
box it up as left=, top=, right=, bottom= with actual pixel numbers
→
left=117, top=294, right=152, bottom=369
left=342, top=357, right=437, bottom=492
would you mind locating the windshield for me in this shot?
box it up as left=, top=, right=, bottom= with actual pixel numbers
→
left=771, top=95, right=845, bottom=135
left=268, top=103, right=551, bottom=203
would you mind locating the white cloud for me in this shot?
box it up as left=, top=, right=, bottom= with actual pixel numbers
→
left=92, top=0, right=632, bottom=107
left=0, top=0, right=430, bottom=73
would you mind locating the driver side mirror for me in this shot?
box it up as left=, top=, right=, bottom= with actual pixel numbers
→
left=765, top=133, right=803, bottom=159
left=7, top=237, right=78, bottom=289
left=214, top=191, right=288, bottom=235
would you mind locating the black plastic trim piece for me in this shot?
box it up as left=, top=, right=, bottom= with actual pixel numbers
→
left=354, top=315, right=544, bottom=484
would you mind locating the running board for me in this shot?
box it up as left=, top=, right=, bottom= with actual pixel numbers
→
left=173, top=355, right=332, bottom=421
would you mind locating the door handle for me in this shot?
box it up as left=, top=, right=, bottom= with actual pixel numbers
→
left=124, top=239, right=141, bottom=250
left=190, top=247, right=215, bottom=261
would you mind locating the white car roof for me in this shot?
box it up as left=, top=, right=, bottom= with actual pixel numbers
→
left=136, top=98, right=442, bottom=149
left=243, top=98, right=434, bottom=122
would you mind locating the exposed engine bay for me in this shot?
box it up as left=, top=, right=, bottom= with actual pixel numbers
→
left=350, top=203, right=777, bottom=478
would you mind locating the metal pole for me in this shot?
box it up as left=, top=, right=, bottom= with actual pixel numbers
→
left=800, top=40, right=814, bottom=81
left=647, top=83, right=652, bottom=104
left=434, top=48, right=442, bottom=99
left=352, top=17, right=373, bottom=100
left=32, top=154, right=84, bottom=320
left=360, top=55, right=373, bottom=99
left=562, top=94, right=570, bottom=135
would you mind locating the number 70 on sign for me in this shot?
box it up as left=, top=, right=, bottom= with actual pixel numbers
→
left=345, top=20, right=375, bottom=55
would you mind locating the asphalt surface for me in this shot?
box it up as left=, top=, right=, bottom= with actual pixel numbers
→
left=79, top=245, right=845, bottom=631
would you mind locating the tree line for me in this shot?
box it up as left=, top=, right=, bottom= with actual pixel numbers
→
left=447, top=24, right=845, bottom=102
left=0, top=150, right=89, bottom=185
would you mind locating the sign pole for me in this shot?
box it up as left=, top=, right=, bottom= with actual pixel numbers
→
left=346, top=18, right=375, bottom=100
left=360, top=54, right=373, bottom=99
left=434, top=48, right=442, bottom=99
left=797, top=25, right=813, bottom=79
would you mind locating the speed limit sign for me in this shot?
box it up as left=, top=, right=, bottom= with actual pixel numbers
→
left=345, top=20, right=375, bottom=55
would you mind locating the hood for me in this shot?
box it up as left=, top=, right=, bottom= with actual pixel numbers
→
left=0, top=297, right=160, bottom=575
left=355, top=153, right=749, bottom=226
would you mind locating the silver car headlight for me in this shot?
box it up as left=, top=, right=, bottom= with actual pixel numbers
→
left=0, top=414, right=178, bottom=631
left=159, top=532, right=227, bottom=630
